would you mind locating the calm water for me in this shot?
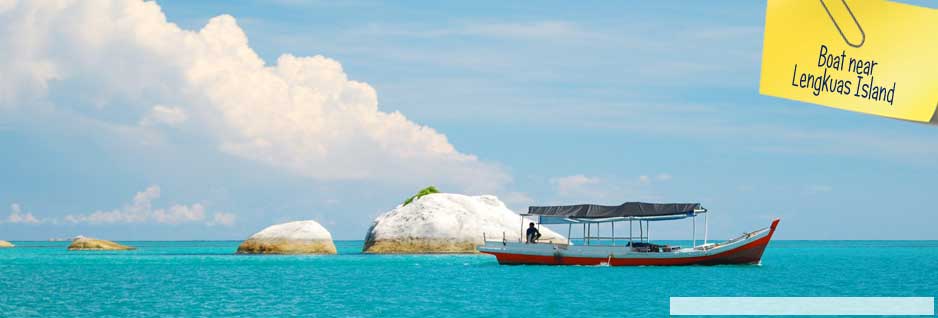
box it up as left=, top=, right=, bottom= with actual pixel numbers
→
left=1, top=240, right=936, bottom=317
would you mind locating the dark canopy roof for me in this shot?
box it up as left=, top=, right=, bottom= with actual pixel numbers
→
left=528, top=202, right=702, bottom=218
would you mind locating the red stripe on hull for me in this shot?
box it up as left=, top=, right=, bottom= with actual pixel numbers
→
left=484, top=219, right=780, bottom=266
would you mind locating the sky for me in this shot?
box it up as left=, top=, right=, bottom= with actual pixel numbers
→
left=1, top=0, right=936, bottom=241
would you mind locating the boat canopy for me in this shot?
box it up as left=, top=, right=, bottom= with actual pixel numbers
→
left=527, top=202, right=704, bottom=224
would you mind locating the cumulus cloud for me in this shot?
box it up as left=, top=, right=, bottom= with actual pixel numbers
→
left=498, top=191, right=534, bottom=209
left=0, top=0, right=508, bottom=192
left=62, top=185, right=232, bottom=226
left=208, top=212, right=237, bottom=226
left=550, top=174, right=601, bottom=195
left=639, top=173, right=672, bottom=184
left=140, top=104, right=187, bottom=126
left=549, top=173, right=669, bottom=202
left=5, top=203, right=41, bottom=224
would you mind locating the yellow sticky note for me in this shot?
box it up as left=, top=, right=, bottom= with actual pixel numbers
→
left=760, top=0, right=938, bottom=124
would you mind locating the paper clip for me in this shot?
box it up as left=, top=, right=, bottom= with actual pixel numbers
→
left=819, top=0, right=865, bottom=48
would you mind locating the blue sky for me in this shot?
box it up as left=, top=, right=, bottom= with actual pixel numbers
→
left=1, top=1, right=936, bottom=240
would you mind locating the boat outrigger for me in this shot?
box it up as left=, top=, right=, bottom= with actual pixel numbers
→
left=478, top=202, right=779, bottom=266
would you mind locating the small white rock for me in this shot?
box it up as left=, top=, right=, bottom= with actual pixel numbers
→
left=237, top=220, right=337, bottom=254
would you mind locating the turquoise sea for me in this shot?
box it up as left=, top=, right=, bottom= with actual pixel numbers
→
left=1, top=240, right=936, bottom=317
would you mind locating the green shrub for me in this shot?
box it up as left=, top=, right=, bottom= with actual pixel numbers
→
left=403, top=186, right=440, bottom=206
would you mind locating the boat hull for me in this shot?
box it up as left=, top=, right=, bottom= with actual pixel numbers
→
left=479, top=219, right=779, bottom=266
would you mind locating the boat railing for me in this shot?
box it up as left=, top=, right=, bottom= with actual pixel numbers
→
left=578, top=236, right=648, bottom=240
left=696, top=226, right=771, bottom=250
left=481, top=232, right=680, bottom=252
left=578, top=236, right=648, bottom=242
left=481, top=232, right=658, bottom=246
left=481, top=232, right=569, bottom=245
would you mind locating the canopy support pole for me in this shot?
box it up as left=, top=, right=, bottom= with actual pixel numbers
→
left=567, top=223, right=572, bottom=245
left=704, top=212, right=709, bottom=245
left=639, top=220, right=643, bottom=242
left=520, top=216, right=525, bottom=243
left=583, top=223, right=589, bottom=245
left=692, top=215, right=696, bottom=248
left=629, top=218, right=633, bottom=245
left=612, top=222, right=616, bottom=246
left=586, top=223, right=591, bottom=245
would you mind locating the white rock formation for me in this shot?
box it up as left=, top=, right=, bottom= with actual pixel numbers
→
left=237, top=220, right=337, bottom=254
left=68, top=236, right=135, bottom=251
left=364, top=193, right=566, bottom=253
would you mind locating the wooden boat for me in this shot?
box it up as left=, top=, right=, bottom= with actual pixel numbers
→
left=478, top=202, right=779, bottom=266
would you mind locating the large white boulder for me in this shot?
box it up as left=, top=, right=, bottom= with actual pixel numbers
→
left=363, top=193, right=567, bottom=253
left=237, top=220, right=337, bottom=254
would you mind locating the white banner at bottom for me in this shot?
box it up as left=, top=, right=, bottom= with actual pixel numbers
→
left=670, top=297, right=934, bottom=316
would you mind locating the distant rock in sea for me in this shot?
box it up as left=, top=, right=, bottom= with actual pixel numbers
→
left=67, top=236, right=135, bottom=251
left=363, top=191, right=567, bottom=254
left=236, top=220, right=337, bottom=254
left=0, top=240, right=13, bottom=248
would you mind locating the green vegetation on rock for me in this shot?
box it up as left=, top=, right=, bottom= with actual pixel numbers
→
left=403, top=186, right=439, bottom=206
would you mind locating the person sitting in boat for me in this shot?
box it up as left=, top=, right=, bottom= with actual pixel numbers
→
left=526, top=222, right=541, bottom=243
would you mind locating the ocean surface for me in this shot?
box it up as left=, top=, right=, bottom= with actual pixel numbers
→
left=1, top=240, right=936, bottom=318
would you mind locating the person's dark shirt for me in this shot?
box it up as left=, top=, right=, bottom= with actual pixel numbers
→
left=526, top=227, right=540, bottom=237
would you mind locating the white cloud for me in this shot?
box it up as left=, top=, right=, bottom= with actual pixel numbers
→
left=640, top=173, right=672, bottom=184
left=208, top=212, right=236, bottom=226
left=140, top=104, right=187, bottom=126
left=499, top=191, right=534, bottom=210
left=62, top=185, right=232, bottom=226
left=5, top=203, right=41, bottom=224
left=548, top=173, right=670, bottom=203
left=638, top=175, right=651, bottom=184
left=0, top=1, right=15, bottom=13
left=0, top=0, right=508, bottom=192
left=550, top=174, right=601, bottom=195
left=153, top=204, right=206, bottom=224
